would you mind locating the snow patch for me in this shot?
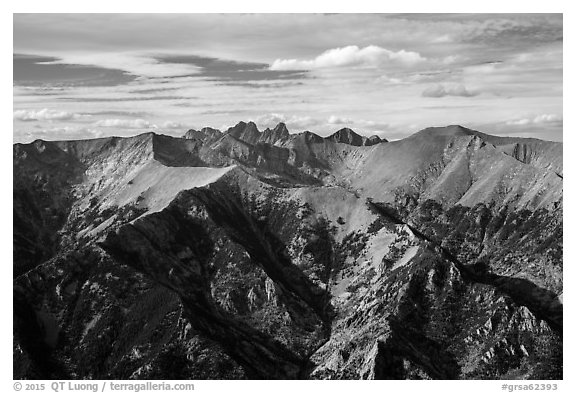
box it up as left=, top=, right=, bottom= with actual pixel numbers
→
left=391, top=246, right=419, bottom=271
left=82, top=313, right=102, bottom=341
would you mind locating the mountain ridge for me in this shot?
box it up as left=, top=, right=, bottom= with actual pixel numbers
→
left=13, top=121, right=563, bottom=380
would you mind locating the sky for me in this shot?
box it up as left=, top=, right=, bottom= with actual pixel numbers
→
left=13, top=13, right=563, bottom=142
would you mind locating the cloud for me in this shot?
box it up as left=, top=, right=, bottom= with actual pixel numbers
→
left=354, top=120, right=391, bottom=131
left=45, top=53, right=202, bottom=78
left=327, top=115, right=354, bottom=125
left=255, top=113, right=321, bottom=130
left=506, top=114, right=562, bottom=126
left=270, top=45, right=425, bottom=70
left=461, top=15, right=562, bottom=45
left=327, top=116, right=390, bottom=131
left=158, top=121, right=185, bottom=129
left=84, top=110, right=152, bottom=118
left=377, top=75, right=404, bottom=84
left=13, top=108, right=89, bottom=121
left=93, top=118, right=187, bottom=130
left=422, top=84, right=480, bottom=98
left=12, top=15, right=562, bottom=144
left=94, top=118, right=153, bottom=129
left=14, top=126, right=105, bottom=142
left=59, top=95, right=190, bottom=103
left=377, top=70, right=454, bottom=85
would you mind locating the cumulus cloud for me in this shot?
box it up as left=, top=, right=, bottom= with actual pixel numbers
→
left=158, top=121, right=185, bottom=129
left=327, top=116, right=390, bottom=131
left=94, top=118, right=153, bottom=129
left=355, top=119, right=391, bottom=131
left=327, top=115, right=354, bottom=125
left=270, top=45, right=425, bottom=70
left=13, top=108, right=89, bottom=121
left=506, top=114, right=562, bottom=126
left=422, top=84, right=480, bottom=98
left=15, top=126, right=105, bottom=142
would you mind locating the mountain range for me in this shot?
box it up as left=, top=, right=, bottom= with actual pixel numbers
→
left=13, top=121, right=562, bottom=379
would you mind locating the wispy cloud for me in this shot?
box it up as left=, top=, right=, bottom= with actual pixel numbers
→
left=506, top=114, right=562, bottom=126
left=58, top=95, right=191, bottom=103
left=83, top=110, right=152, bottom=118
left=13, top=54, right=136, bottom=87
left=94, top=118, right=153, bottom=129
left=157, top=54, right=307, bottom=82
left=46, top=53, right=202, bottom=78
left=93, top=118, right=187, bottom=130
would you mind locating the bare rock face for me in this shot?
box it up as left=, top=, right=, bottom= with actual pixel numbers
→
left=184, top=127, right=222, bottom=143
left=226, top=121, right=262, bottom=145
left=260, top=122, right=290, bottom=145
left=13, top=123, right=562, bottom=380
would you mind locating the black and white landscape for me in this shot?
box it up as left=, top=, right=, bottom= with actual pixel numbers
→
left=13, top=14, right=562, bottom=380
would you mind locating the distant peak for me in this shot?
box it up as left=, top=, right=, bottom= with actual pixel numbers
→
left=325, top=127, right=384, bottom=146
left=200, top=126, right=220, bottom=133
left=228, top=120, right=260, bottom=133
left=414, top=125, right=475, bottom=138
left=326, top=128, right=363, bottom=145
left=226, top=120, right=261, bottom=144
left=258, top=122, right=290, bottom=144
left=272, top=122, right=290, bottom=138
left=366, top=135, right=387, bottom=145
left=246, top=121, right=258, bottom=130
left=183, top=127, right=221, bottom=141
left=273, top=122, right=288, bottom=132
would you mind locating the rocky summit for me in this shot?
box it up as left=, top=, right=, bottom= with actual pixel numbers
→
left=13, top=122, right=562, bottom=380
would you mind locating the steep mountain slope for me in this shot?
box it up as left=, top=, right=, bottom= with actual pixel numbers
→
left=341, top=126, right=562, bottom=211
left=13, top=140, right=84, bottom=277
left=13, top=122, right=562, bottom=380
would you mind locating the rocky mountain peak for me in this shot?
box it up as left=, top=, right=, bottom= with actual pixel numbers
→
left=226, top=121, right=262, bottom=145
left=366, top=135, right=387, bottom=146
left=326, top=127, right=385, bottom=146
left=246, top=120, right=258, bottom=129
left=273, top=122, right=289, bottom=135
left=327, top=128, right=362, bottom=145
left=259, top=122, right=290, bottom=145
left=183, top=127, right=222, bottom=141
